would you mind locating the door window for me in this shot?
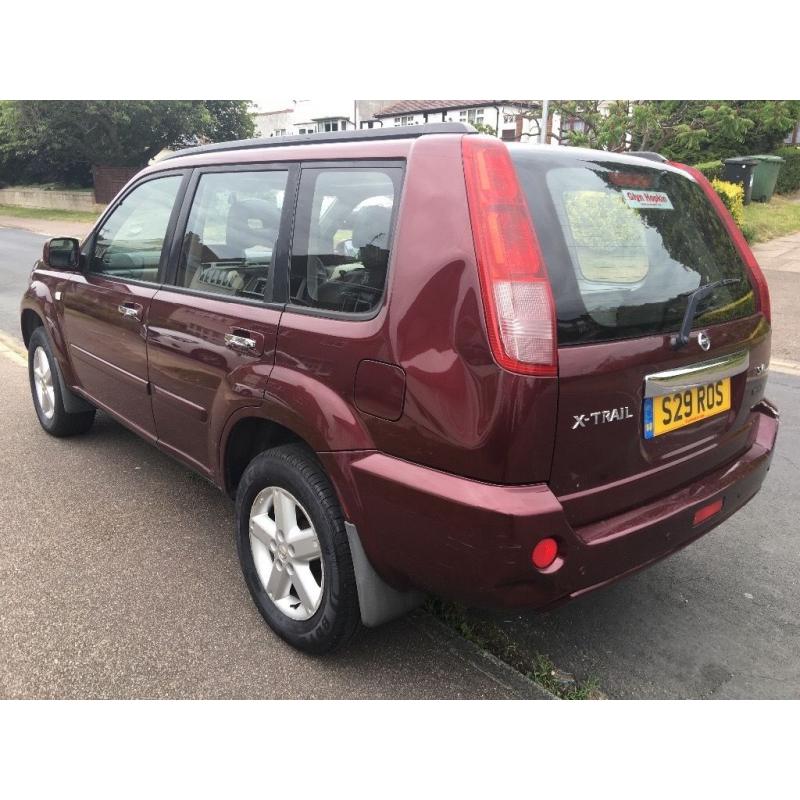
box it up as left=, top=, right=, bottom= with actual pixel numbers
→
left=90, top=176, right=182, bottom=282
left=289, top=168, right=400, bottom=314
left=176, top=170, right=289, bottom=300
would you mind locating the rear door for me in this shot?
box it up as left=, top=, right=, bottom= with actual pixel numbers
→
left=145, top=165, right=296, bottom=477
left=510, top=149, right=770, bottom=527
left=62, top=172, right=186, bottom=440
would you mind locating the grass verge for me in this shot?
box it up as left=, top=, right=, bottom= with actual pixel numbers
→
left=426, top=598, right=604, bottom=699
left=742, top=193, right=800, bottom=243
left=0, top=204, right=101, bottom=223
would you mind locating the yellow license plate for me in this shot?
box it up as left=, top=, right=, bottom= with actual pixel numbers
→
left=643, top=378, right=731, bottom=439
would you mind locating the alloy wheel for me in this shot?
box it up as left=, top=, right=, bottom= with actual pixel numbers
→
left=32, top=346, right=55, bottom=420
left=249, top=486, right=325, bottom=621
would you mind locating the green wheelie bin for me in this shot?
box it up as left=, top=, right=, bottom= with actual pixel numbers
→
left=750, top=155, right=784, bottom=203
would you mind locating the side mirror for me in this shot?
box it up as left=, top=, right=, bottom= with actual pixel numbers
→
left=43, top=237, right=81, bottom=270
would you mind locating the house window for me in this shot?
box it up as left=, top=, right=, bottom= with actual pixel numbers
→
left=298, top=127, right=314, bottom=135
left=503, top=114, right=516, bottom=124
left=459, top=108, right=485, bottom=125
left=322, top=121, right=339, bottom=132
left=394, top=115, right=415, bottom=126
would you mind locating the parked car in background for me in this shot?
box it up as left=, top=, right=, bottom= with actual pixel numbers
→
left=20, top=123, right=778, bottom=653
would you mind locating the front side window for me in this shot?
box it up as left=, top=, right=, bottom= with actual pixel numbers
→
left=289, top=168, right=400, bottom=315
left=176, top=170, right=288, bottom=300
left=91, top=175, right=182, bottom=281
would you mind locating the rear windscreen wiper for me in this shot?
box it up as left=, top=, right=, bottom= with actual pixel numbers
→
left=672, top=278, right=741, bottom=349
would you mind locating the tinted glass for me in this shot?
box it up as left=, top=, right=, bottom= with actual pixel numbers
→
left=510, top=149, right=756, bottom=345
left=91, top=176, right=182, bottom=281
left=289, top=168, right=399, bottom=314
left=176, top=170, right=288, bottom=300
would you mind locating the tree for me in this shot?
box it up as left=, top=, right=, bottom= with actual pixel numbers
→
left=471, top=121, right=497, bottom=136
left=540, top=100, right=800, bottom=162
left=0, top=100, right=255, bottom=186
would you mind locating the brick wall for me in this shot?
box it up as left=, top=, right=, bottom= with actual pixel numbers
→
left=91, top=165, right=141, bottom=204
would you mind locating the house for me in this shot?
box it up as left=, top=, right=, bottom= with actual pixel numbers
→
left=254, top=100, right=387, bottom=137
left=254, top=100, right=556, bottom=143
left=370, top=100, right=548, bottom=142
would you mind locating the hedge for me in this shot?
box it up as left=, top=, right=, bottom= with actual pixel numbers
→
left=774, top=146, right=800, bottom=195
left=711, top=179, right=745, bottom=227
left=694, top=160, right=724, bottom=182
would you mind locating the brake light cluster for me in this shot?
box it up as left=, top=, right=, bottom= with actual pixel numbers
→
left=462, top=136, right=557, bottom=376
left=669, top=162, right=771, bottom=324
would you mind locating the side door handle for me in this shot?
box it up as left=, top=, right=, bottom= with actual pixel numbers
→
left=224, top=329, right=265, bottom=356
left=118, top=302, right=143, bottom=321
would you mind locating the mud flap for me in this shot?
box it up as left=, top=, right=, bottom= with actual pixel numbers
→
left=345, top=521, right=425, bottom=627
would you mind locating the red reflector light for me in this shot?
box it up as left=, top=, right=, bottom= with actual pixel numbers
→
left=693, top=498, right=724, bottom=526
left=462, top=136, right=557, bottom=376
left=531, top=538, right=559, bottom=569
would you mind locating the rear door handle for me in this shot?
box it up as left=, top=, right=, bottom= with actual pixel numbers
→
left=118, top=302, right=143, bottom=321
left=224, top=333, right=257, bottom=350
left=224, top=329, right=265, bottom=356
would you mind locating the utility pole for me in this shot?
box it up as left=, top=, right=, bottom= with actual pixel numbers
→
left=540, top=99, right=549, bottom=144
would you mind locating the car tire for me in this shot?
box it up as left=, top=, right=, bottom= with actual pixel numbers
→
left=28, top=326, right=95, bottom=437
left=235, top=443, right=361, bottom=654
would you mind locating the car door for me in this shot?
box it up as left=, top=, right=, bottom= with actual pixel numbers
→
left=61, top=172, right=187, bottom=440
left=145, top=165, right=296, bottom=477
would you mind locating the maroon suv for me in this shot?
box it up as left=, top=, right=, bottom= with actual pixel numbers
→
left=20, top=123, right=779, bottom=653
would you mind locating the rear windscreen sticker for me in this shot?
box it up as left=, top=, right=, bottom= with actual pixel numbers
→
left=620, top=189, right=674, bottom=210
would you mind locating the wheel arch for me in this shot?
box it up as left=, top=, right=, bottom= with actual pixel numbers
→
left=221, top=414, right=308, bottom=497
left=21, top=307, right=44, bottom=348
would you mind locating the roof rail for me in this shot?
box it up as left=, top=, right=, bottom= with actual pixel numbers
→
left=164, top=122, right=477, bottom=161
left=629, top=151, right=668, bottom=163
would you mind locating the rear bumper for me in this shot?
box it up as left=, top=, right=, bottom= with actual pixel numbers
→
left=321, top=401, right=779, bottom=609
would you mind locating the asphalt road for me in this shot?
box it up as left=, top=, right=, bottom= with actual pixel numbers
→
left=0, top=227, right=42, bottom=341
left=1, top=224, right=798, bottom=699
left=473, top=371, right=800, bottom=698
left=0, top=353, right=544, bottom=699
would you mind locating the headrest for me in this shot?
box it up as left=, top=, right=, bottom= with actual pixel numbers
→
left=226, top=198, right=281, bottom=250
left=351, top=203, right=392, bottom=250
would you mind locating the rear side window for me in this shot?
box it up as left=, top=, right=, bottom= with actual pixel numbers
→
left=176, top=170, right=288, bottom=300
left=289, top=167, right=401, bottom=315
left=510, top=151, right=757, bottom=345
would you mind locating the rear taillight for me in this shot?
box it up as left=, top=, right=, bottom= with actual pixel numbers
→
left=462, top=136, right=557, bottom=376
left=670, top=162, right=771, bottom=324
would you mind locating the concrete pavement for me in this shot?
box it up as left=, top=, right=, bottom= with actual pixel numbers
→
left=753, top=231, right=800, bottom=365
left=0, top=351, right=547, bottom=699
left=0, top=215, right=94, bottom=240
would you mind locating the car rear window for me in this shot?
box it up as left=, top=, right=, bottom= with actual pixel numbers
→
left=509, top=148, right=757, bottom=346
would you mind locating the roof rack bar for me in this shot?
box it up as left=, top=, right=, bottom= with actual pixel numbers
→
left=164, top=122, right=477, bottom=161
left=629, top=151, right=668, bottom=163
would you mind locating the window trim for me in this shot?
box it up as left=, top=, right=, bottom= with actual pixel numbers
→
left=163, top=162, right=300, bottom=306
left=282, top=160, right=406, bottom=322
left=82, top=169, right=191, bottom=288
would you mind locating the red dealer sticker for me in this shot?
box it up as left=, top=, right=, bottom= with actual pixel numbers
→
left=621, top=189, right=674, bottom=210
